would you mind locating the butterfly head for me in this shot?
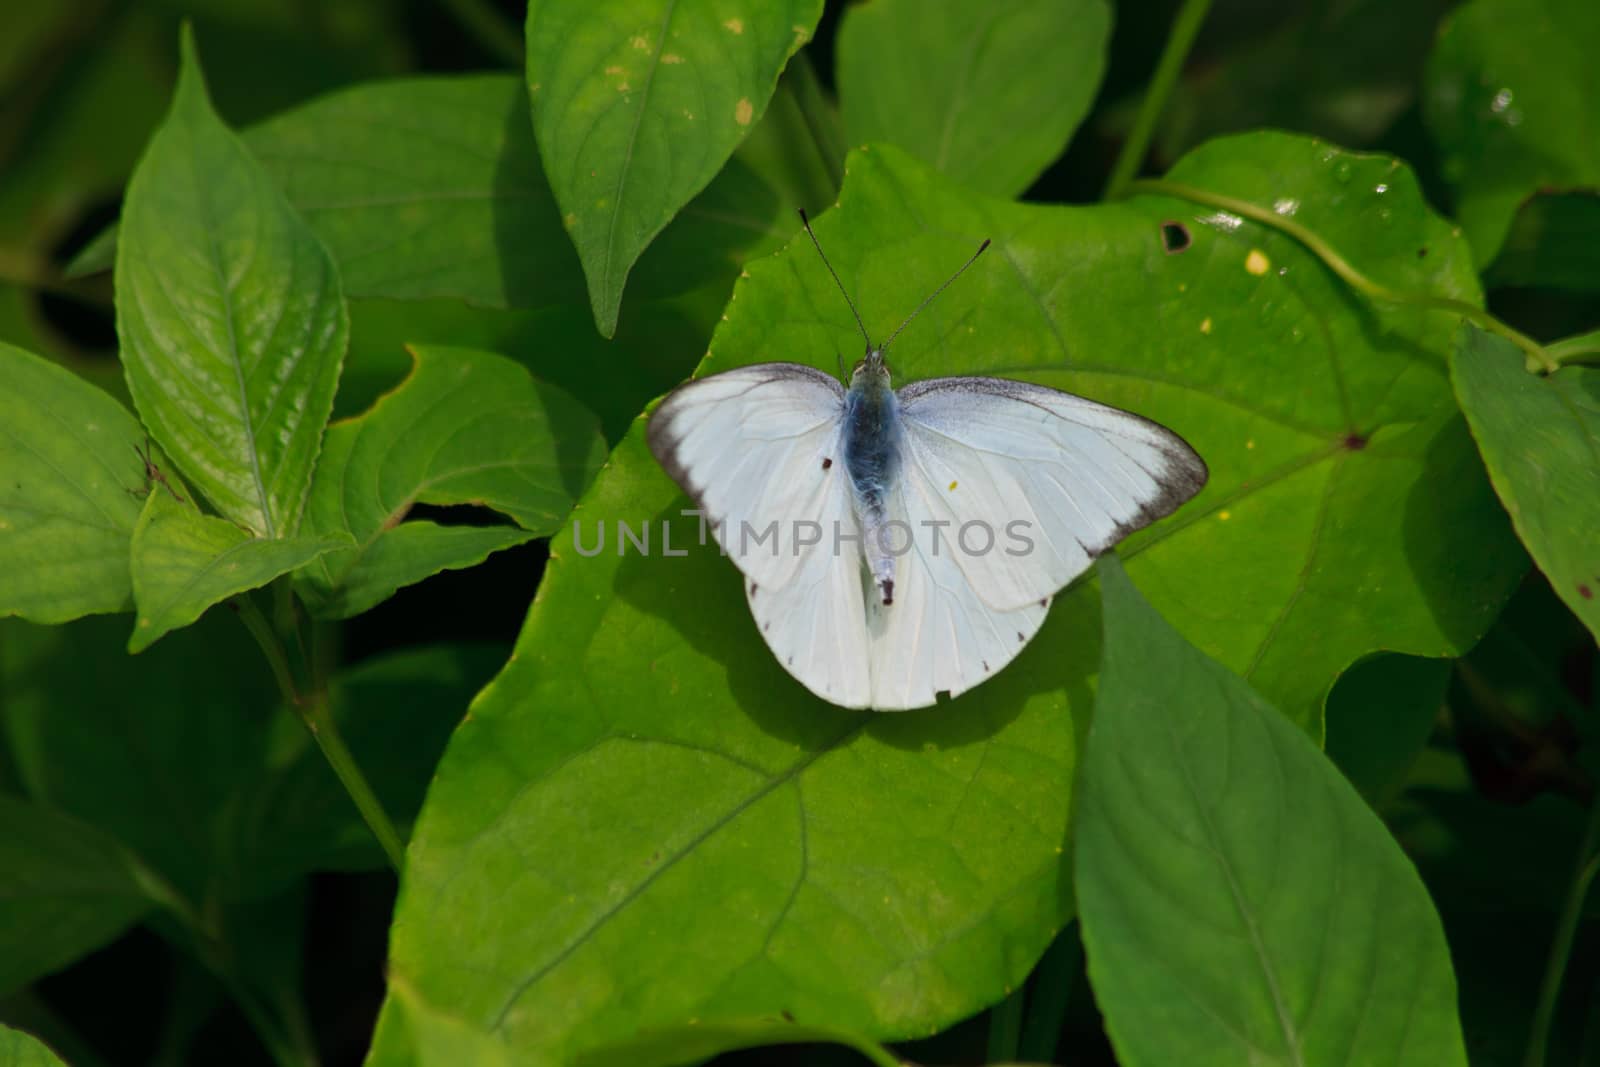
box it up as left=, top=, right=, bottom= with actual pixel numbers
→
left=851, top=345, right=892, bottom=387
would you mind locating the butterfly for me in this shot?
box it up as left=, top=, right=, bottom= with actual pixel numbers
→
left=648, top=212, right=1208, bottom=710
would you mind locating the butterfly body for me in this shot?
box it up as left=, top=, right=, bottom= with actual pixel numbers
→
left=842, top=349, right=901, bottom=606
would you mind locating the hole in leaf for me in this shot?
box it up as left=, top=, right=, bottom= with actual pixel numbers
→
left=1160, top=221, right=1191, bottom=255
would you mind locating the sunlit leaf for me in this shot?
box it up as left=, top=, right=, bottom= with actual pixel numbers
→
left=526, top=0, right=822, bottom=334
left=836, top=0, right=1110, bottom=196
left=294, top=346, right=606, bottom=619
left=0, top=342, right=145, bottom=623
left=115, top=27, right=346, bottom=537
left=1452, top=327, right=1600, bottom=641
left=0, top=1023, right=69, bottom=1067
left=1075, top=556, right=1469, bottom=1067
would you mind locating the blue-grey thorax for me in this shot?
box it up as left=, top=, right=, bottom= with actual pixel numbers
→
left=842, top=350, right=901, bottom=605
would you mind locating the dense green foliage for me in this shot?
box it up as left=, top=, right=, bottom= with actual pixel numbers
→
left=1, top=1, right=1597, bottom=1065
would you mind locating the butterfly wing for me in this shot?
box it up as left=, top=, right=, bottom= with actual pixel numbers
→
left=649, top=363, right=849, bottom=591
left=649, top=362, right=873, bottom=706
left=864, top=465, right=1051, bottom=709
left=895, top=376, right=1207, bottom=612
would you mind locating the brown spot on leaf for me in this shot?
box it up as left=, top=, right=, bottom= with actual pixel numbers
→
left=1580, top=584, right=1594, bottom=600
left=1343, top=432, right=1367, bottom=451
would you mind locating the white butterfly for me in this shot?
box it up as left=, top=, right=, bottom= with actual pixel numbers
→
left=649, top=214, right=1207, bottom=710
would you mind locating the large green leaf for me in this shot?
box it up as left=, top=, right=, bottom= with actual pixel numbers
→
left=1075, top=556, right=1468, bottom=1067
left=115, top=28, right=347, bottom=538
left=70, top=76, right=795, bottom=313
left=836, top=0, right=1110, bottom=197
left=526, top=0, right=822, bottom=335
left=0, top=1024, right=68, bottom=1067
left=0, top=342, right=145, bottom=623
left=372, top=134, right=1519, bottom=1064
left=127, top=489, right=348, bottom=652
left=0, top=794, right=158, bottom=996
left=295, top=346, right=607, bottom=619
left=1424, top=0, right=1600, bottom=263
left=1452, top=328, right=1600, bottom=641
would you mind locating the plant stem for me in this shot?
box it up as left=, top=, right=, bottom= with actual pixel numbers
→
left=1524, top=797, right=1600, bottom=1067
left=438, top=0, right=524, bottom=67
left=1129, top=178, right=1559, bottom=373
left=234, top=595, right=302, bottom=705
left=298, top=688, right=407, bottom=872
left=786, top=50, right=846, bottom=193
left=1103, top=0, right=1213, bottom=200
left=233, top=595, right=406, bottom=872
left=1548, top=328, right=1600, bottom=368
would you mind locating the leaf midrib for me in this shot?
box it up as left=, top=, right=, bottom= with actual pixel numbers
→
left=598, top=0, right=682, bottom=306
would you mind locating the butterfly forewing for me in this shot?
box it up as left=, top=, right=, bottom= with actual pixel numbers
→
left=895, top=376, right=1208, bottom=613
left=649, top=363, right=847, bottom=592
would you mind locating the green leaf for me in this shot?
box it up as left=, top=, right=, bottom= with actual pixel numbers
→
left=1075, top=556, right=1469, bottom=1067
left=373, top=133, right=1522, bottom=1063
left=0, top=1024, right=68, bottom=1067
left=576, top=1017, right=906, bottom=1067
left=2, top=613, right=494, bottom=903
left=127, top=489, right=348, bottom=653
left=115, top=27, right=347, bottom=538
left=1483, top=191, right=1600, bottom=293
left=1424, top=0, right=1600, bottom=263
left=1324, top=653, right=1450, bottom=807
left=0, top=794, right=157, bottom=996
left=1129, top=0, right=1452, bottom=165
left=1452, top=328, right=1600, bottom=641
left=74, top=75, right=795, bottom=315
left=526, top=0, right=822, bottom=335
left=0, top=342, right=146, bottom=623
left=836, top=0, right=1110, bottom=197
left=370, top=979, right=517, bottom=1067
left=294, top=346, right=606, bottom=619
left=0, top=613, right=278, bottom=901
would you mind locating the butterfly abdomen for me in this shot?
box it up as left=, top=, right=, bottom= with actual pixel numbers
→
left=843, top=373, right=902, bottom=606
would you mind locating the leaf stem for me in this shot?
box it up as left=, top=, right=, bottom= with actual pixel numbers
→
left=233, top=594, right=302, bottom=705
left=298, top=687, right=407, bottom=871
left=1548, top=328, right=1600, bottom=368
left=1103, top=0, right=1213, bottom=200
left=785, top=50, right=846, bottom=194
left=232, top=595, right=405, bottom=872
left=1129, top=178, right=1560, bottom=373
left=1524, top=796, right=1600, bottom=1067
left=437, top=0, right=524, bottom=66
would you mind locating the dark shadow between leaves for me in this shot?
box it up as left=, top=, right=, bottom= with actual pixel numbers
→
left=611, top=495, right=1094, bottom=752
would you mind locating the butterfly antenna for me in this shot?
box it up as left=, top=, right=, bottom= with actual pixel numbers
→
left=798, top=208, right=872, bottom=346
left=883, top=238, right=991, bottom=350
